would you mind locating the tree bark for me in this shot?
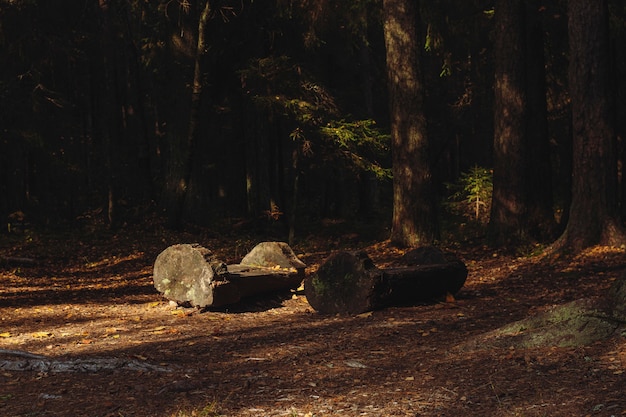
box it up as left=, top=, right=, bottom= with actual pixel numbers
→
left=383, top=0, right=437, bottom=247
left=489, top=0, right=528, bottom=243
left=551, top=0, right=625, bottom=252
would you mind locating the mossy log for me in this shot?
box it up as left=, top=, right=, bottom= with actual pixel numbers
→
left=153, top=242, right=305, bottom=308
left=459, top=271, right=626, bottom=350
left=304, top=247, right=468, bottom=314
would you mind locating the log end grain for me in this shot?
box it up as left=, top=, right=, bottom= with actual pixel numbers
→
left=304, top=251, right=382, bottom=315
left=153, top=243, right=235, bottom=308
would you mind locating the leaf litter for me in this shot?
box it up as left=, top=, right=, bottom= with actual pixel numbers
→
left=0, top=228, right=625, bottom=416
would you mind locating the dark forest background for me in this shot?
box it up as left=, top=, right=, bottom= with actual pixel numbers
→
left=1, top=0, right=624, bottom=249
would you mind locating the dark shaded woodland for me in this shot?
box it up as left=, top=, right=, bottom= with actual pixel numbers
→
left=1, top=0, right=625, bottom=249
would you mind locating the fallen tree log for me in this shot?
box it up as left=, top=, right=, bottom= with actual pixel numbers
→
left=0, top=256, right=37, bottom=267
left=153, top=241, right=305, bottom=308
left=304, top=247, right=467, bottom=314
left=0, top=349, right=171, bottom=373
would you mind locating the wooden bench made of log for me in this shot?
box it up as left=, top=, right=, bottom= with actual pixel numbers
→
left=304, top=246, right=467, bottom=314
left=153, top=242, right=305, bottom=308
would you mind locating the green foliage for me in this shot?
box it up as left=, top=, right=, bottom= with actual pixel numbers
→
left=241, top=56, right=338, bottom=123
left=424, top=23, right=443, bottom=52
left=241, top=55, right=391, bottom=180
left=320, top=119, right=391, bottom=179
left=516, top=242, right=547, bottom=258
left=445, top=165, right=493, bottom=224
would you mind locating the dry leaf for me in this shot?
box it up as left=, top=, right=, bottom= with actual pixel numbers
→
left=149, top=326, right=168, bottom=334
left=171, top=309, right=192, bottom=317
left=32, top=331, right=53, bottom=338
left=357, top=311, right=373, bottom=318
left=344, top=360, right=368, bottom=368
left=0, top=332, right=11, bottom=338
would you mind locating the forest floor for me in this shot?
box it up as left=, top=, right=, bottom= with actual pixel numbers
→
left=1, top=219, right=626, bottom=417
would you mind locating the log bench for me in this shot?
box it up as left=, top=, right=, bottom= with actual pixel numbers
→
left=153, top=242, right=305, bottom=308
left=304, top=246, right=467, bottom=314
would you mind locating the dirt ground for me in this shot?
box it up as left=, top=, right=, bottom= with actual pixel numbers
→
left=1, top=224, right=625, bottom=417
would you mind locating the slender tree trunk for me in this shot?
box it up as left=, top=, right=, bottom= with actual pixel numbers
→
left=356, top=9, right=379, bottom=217
left=551, top=0, right=625, bottom=252
left=96, top=0, right=119, bottom=228
left=618, top=130, right=626, bottom=222
left=288, top=146, right=299, bottom=246
left=165, top=0, right=211, bottom=228
left=123, top=5, right=155, bottom=202
left=525, top=0, right=558, bottom=241
left=383, top=0, right=437, bottom=247
left=615, top=37, right=626, bottom=223
left=357, top=6, right=374, bottom=118
left=244, top=102, right=271, bottom=218
left=489, top=0, right=528, bottom=244
left=1, top=136, right=28, bottom=219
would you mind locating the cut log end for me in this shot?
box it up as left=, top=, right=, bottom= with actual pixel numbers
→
left=305, top=251, right=380, bottom=315
left=153, top=244, right=231, bottom=308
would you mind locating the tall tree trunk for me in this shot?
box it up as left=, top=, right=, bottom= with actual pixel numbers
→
left=1, top=136, right=28, bottom=219
left=551, top=0, right=625, bottom=252
left=165, top=1, right=211, bottom=229
left=384, top=0, right=437, bottom=247
left=489, top=0, right=528, bottom=244
left=525, top=0, right=558, bottom=241
left=357, top=6, right=374, bottom=118
left=618, top=129, right=626, bottom=222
